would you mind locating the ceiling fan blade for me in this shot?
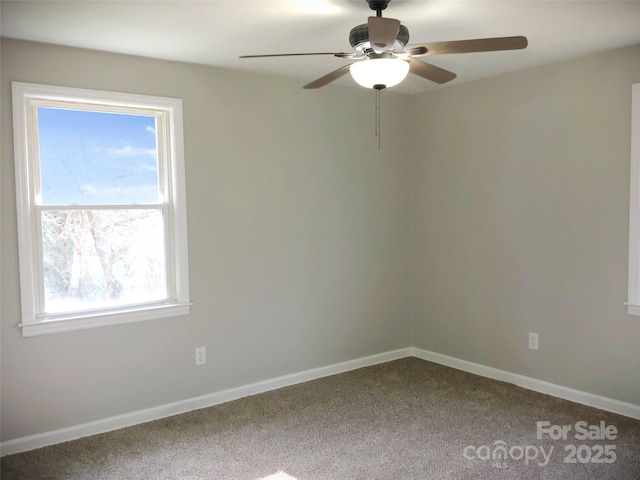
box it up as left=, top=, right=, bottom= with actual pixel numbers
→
left=368, top=16, right=400, bottom=54
left=406, top=36, right=528, bottom=57
left=408, top=59, right=457, bottom=84
left=303, top=64, right=353, bottom=89
left=240, top=52, right=354, bottom=59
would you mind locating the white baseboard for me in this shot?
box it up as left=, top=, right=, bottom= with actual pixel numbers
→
left=3, top=345, right=639, bottom=456
left=409, top=346, right=640, bottom=421
left=0, top=347, right=411, bottom=457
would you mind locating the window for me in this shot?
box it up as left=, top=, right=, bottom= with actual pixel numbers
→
left=628, top=83, right=640, bottom=315
left=12, top=82, right=190, bottom=336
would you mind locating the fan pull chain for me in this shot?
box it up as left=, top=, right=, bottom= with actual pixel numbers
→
left=374, top=87, right=382, bottom=150
left=374, top=88, right=378, bottom=139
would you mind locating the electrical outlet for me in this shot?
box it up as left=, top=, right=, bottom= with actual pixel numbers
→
left=195, top=346, right=206, bottom=366
left=528, top=333, right=539, bottom=351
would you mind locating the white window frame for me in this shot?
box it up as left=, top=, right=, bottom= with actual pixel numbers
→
left=627, top=83, right=640, bottom=315
left=12, top=82, right=190, bottom=336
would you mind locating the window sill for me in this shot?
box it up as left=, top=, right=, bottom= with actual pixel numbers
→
left=19, top=302, right=191, bottom=337
left=626, top=303, right=640, bottom=316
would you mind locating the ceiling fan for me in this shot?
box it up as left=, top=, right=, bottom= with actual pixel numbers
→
left=240, top=0, right=528, bottom=90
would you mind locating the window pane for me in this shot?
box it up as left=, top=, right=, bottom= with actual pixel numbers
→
left=41, top=209, right=167, bottom=314
left=37, top=108, right=159, bottom=205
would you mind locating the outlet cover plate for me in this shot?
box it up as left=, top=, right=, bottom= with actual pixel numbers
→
left=195, top=346, right=206, bottom=365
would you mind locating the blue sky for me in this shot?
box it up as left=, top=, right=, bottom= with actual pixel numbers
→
left=37, top=108, right=159, bottom=205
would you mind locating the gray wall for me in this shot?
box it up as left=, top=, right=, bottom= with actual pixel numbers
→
left=409, top=44, right=640, bottom=406
left=2, top=38, right=640, bottom=444
left=1, top=39, right=412, bottom=441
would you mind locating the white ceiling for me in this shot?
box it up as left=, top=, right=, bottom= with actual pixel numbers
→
left=2, top=0, right=640, bottom=94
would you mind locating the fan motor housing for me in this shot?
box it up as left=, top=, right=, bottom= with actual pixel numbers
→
left=366, top=0, right=391, bottom=12
left=349, top=23, right=410, bottom=52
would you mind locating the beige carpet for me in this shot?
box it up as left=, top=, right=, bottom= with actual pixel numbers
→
left=2, top=357, right=639, bottom=479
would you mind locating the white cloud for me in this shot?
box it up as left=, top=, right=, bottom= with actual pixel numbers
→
left=107, top=146, right=157, bottom=158
left=145, top=126, right=156, bottom=134
left=133, top=162, right=158, bottom=173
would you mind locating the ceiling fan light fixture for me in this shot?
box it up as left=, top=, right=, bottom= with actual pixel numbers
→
left=349, top=58, right=409, bottom=89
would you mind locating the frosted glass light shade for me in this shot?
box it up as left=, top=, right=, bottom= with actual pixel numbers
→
left=349, top=58, right=410, bottom=89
